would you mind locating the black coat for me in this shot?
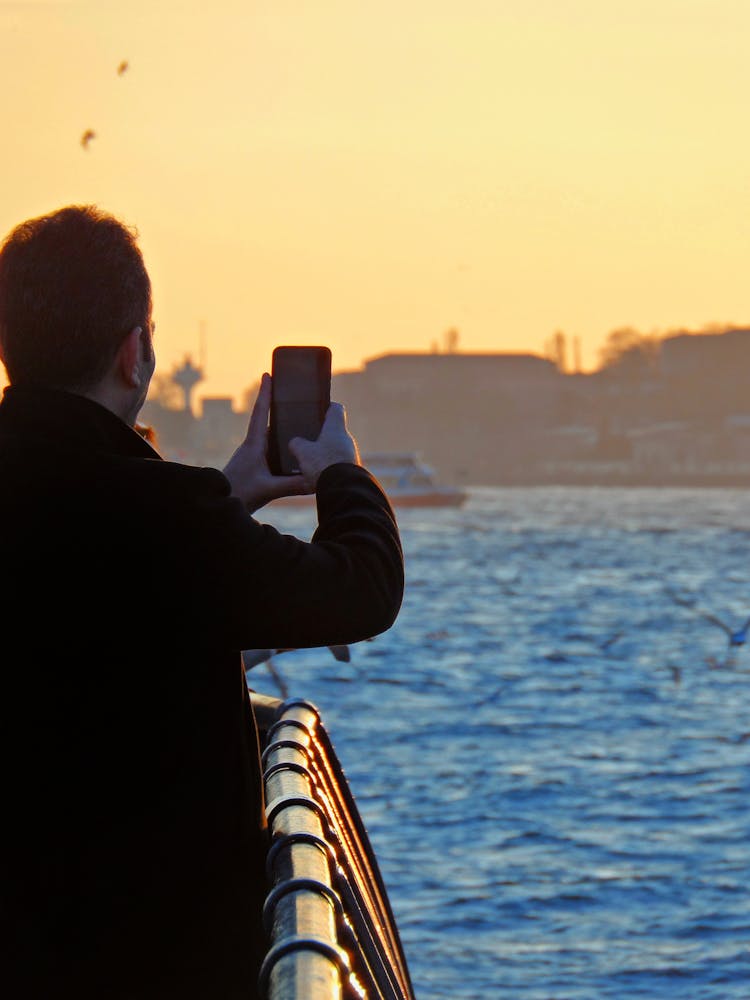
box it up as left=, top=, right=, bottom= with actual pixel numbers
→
left=0, top=386, right=404, bottom=999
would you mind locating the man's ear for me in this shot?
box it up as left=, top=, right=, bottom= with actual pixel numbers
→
left=118, top=327, right=143, bottom=388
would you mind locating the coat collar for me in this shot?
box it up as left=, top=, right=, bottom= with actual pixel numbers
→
left=0, top=385, right=160, bottom=459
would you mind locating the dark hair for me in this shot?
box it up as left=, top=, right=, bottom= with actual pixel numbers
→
left=0, top=204, right=152, bottom=391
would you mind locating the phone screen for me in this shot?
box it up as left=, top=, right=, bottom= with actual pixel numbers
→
left=268, top=346, right=331, bottom=475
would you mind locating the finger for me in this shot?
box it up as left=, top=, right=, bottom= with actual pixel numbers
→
left=266, top=474, right=311, bottom=498
left=321, top=402, right=345, bottom=431
left=287, top=436, right=310, bottom=463
left=317, top=404, right=345, bottom=441
left=246, top=373, right=271, bottom=444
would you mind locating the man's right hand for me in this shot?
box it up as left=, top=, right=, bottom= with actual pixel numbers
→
left=223, top=373, right=310, bottom=512
left=289, top=402, right=361, bottom=492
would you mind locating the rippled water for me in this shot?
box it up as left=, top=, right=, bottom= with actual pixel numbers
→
left=257, top=487, right=750, bottom=1000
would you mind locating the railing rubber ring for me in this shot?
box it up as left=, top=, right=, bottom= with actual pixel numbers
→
left=280, top=697, right=321, bottom=719
left=263, top=760, right=313, bottom=783
left=265, top=717, right=313, bottom=745
left=261, top=738, right=310, bottom=770
left=265, top=793, right=327, bottom=828
left=262, top=877, right=344, bottom=935
left=266, top=830, right=335, bottom=882
left=258, top=936, right=350, bottom=997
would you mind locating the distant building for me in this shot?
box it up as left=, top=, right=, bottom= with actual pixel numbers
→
left=659, top=328, right=750, bottom=376
left=193, top=398, right=246, bottom=467
left=143, top=336, right=750, bottom=486
left=140, top=394, right=245, bottom=466
left=333, top=351, right=567, bottom=484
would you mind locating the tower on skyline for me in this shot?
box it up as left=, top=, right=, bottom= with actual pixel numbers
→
left=172, top=355, right=204, bottom=415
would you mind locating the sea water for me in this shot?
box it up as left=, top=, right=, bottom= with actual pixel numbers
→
left=256, top=487, right=750, bottom=1000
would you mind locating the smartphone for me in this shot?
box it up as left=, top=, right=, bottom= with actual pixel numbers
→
left=268, top=346, right=332, bottom=476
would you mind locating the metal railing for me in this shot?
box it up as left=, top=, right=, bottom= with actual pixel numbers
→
left=252, top=694, right=415, bottom=1000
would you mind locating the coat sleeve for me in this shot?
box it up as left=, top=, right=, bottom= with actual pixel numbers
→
left=180, top=462, right=404, bottom=651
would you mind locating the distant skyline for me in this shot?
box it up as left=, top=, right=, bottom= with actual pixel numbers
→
left=1, top=1, right=749, bottom=404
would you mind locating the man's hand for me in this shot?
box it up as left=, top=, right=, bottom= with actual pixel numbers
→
left=223, top=373, right=309, bottom=512
left=289, top=402, right=361, bottom=491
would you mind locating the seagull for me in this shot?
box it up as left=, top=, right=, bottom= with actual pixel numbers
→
left=665, top=586, right=750, bottom=648
left=242, top=644, right=350, bottom=669
left=599, top=631, right=624, bottom=652
left=80, top=129, right=96, bottom=150
left=117, top=60, right=129, bottom=75
left=544, top=630, right=624, bottom=664
left=701, top=611, right=750, bottom=649
left=667, top=664, right=682, bottom=685
left=242, top=644, right=351, bottom=699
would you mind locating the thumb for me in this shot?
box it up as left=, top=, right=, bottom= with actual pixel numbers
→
left=288, top=436, right=312, bottom=465
left=288, top=436, right=319, bottom=490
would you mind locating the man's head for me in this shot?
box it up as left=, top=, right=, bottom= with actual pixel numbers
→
left=0, top=204, right=154, bottom=408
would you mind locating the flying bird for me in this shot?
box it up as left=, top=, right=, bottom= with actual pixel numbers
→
left=666, top=586, right=750, bottom=648
left=242, top=645, right=350, bottom=670
left=599, top=630, right=624, bottom=652
left=665, top=585, right=750, bottom=668
left=80, top=129, right=96, bottom=150
left=701, top=611, right=750, bottom=649
left=117, top=60, right=129, bottom=75
left=243, top=644, right=351, bottom=699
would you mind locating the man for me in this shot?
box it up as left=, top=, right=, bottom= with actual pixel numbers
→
left=0, top=205, right=404, bottom=998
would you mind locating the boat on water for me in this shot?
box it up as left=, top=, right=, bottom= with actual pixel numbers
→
left=273, top=452, right=468, bottom=509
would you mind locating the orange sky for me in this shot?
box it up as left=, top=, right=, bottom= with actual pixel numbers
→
left=1, top=0, right=749, bottom=406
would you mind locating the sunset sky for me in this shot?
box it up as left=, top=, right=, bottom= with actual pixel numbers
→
left=1, top=0, right=749, bottom=406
